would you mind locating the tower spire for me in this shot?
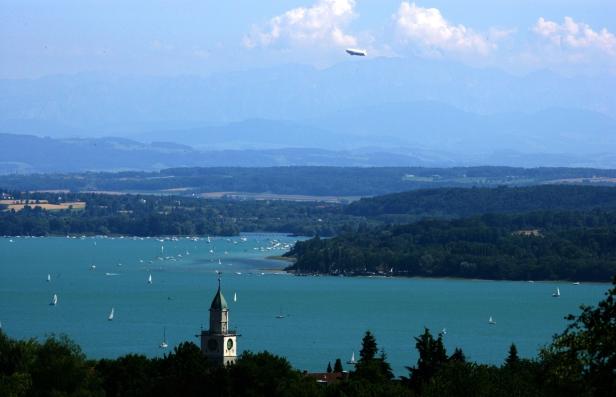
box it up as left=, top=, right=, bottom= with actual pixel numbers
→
left=201, top=274, right=237, bottom=366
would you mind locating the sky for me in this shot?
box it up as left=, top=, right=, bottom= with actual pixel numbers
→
left=1, top=0, right=616, bottom=78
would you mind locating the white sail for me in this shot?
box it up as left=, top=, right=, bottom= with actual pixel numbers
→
left=488, top=316, right=495, bottom=324
left=234, top=292, right=237, bottom=302
left=159, top=327, right=168, bottom=349
left=108, top=307, right=114, bottom=321
left=347, top=352, right=356, bottom=364
left=553, top=288, right=561, bottom=297
left=148, top=274, right=152, bottom=284
left=50, top=293, right=58, bottom=306
left=275, top=307, right=286, bottom=319
left=47, top=274, right=51, bottom=282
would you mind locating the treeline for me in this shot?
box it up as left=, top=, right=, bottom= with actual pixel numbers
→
left=286, top=210, right=616, bottom=281
left=0, top=191, right=368, bottom=237
left=346, top=185, right=616, bottom=219
left=3, top=166, right=616, bottom=195
left=2, top=278, right=615, bottom=396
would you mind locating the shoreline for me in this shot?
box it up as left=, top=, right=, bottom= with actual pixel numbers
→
left=265, top=255, right=296, bottom=262
left=287, top=270, right=612, bottom=284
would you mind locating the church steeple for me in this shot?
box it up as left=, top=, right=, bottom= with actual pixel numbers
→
left=208, top=276, right=229, bottom=334
left=200, top=274, right=237, bottom=366
left=210, top=277, right=228, bottom=311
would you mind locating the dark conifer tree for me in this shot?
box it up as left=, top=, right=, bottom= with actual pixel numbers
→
left=449, top=347, right=466, bottom=363
left=333, top=358, right=343, bottom=373
left=404, top=328, right=448, bottom=391
left=359, top=331, right=378, bottom=362
left=505, top=343, right=520, bottom=367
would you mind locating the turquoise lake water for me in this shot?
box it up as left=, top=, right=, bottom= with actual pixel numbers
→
left=0, top=234, right=610, bottom=375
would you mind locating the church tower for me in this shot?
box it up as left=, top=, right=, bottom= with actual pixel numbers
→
left=200, top=277, right=237, bottom=366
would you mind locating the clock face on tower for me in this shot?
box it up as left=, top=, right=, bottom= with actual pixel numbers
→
left=207, top=338, right=218, bottom=351
left=226, top=339, right=234, bottom=350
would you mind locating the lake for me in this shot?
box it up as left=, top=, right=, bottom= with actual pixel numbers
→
left=0, top=234, right=609, bottom=375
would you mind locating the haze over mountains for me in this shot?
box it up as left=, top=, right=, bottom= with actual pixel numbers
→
left=1, top=57, right=616, bottom=172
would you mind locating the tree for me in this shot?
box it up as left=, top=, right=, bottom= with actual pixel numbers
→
left=96, top=354, right=153, bottom=397
left=327, top=362, right=332, bottom=373
left=353, top=331, right=394, bottom=383
left=449, top=348, right=466, bottom=363
left=359, top=331, right=378, bottom=362
left=505, top=343, right=519, bottom=367
left=541, top=276, right=616, bottom=397
left=333, top=358, right=343, bottom=373
left=404, top=328, right=448, bottom=392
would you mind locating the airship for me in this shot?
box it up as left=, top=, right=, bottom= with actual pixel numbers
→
left=345, top=48, right=367, bottom=56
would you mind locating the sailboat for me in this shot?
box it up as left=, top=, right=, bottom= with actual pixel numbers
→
left=159, top=327, right=168, bottom=349
left=47, top=274, right=51, bottom=282
left=50, top=294, right=58, bottom=306
left=148, top=274, right=152, bottom=284
left=108, top=308, right=114, bottom=321
left=552, top=288, right=561, bottom=297
left=207, top=236, right=211, bottom=243
left=275, top=307, right=287, bottom=319
left=488, top=316, right=496, bottom=325
left=346, top=352, right=356, bottom=365
left=233, top=292, right=237, bottom=302
left=218, top=259, right=222, bottom=265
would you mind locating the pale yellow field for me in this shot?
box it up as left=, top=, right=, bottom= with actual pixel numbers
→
left=3, top=202, right=86, bottom=212
left=0, top=199, right=49, bottom=205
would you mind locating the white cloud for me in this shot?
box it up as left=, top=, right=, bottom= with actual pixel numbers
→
left=243, top=0, right=357, bottom=49
left=393, top=2, right=493, bottom=56
left=533, top=17, right=616, bottom=56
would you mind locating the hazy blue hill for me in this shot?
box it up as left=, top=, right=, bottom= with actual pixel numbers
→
left=0, top=133, right=203, bottom=173
left=134, top=118, right=387, bottom=150
left=0, top=133, right=455, bottom=174
left=309, top=102, right=616, bottom=154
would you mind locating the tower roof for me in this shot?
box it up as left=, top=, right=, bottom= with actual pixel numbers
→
left=210, top=278, right=228, bottom=310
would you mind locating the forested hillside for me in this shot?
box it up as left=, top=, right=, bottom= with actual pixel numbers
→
left=3, top=166, right=616, bottom=195
left=5, top=185, right=616, bottom=240
left=346, top=185, right=616, bottom=219
left=286, top=210, right=616, bottom=281
left=0, top=191, right=363, bottom=237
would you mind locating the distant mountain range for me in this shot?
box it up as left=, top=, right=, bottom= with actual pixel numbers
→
left=0, top=133, right=451, bottom=173
left=3, top=132, right=616, bottom=174
left=1, top=57, right=615, bottom=170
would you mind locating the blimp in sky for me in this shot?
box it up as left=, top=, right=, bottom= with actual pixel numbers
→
left=345, top=48, right=367, bottom=56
